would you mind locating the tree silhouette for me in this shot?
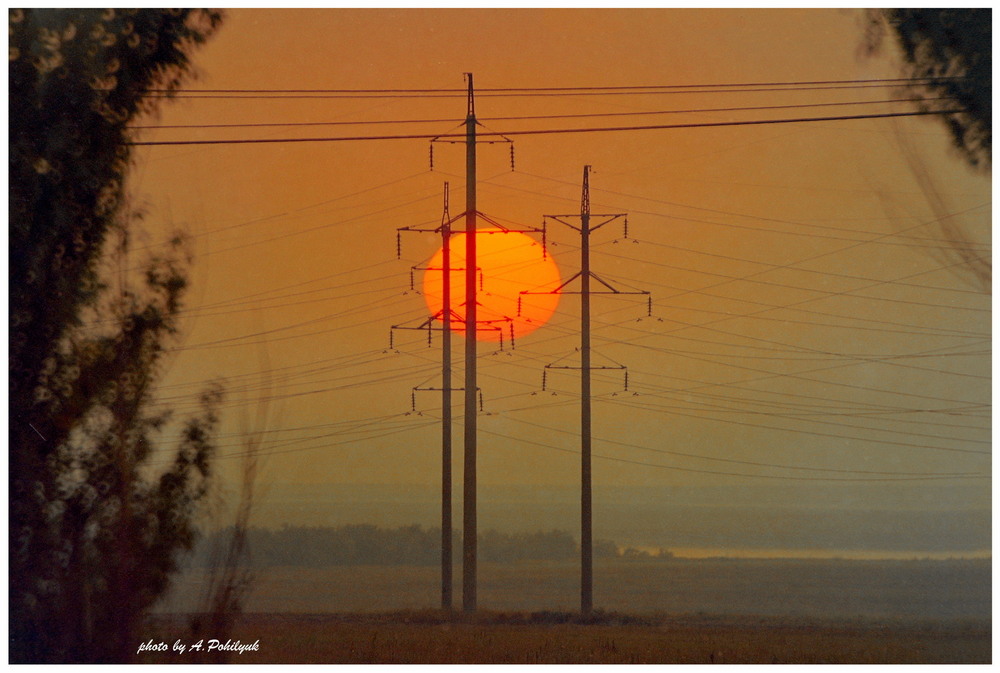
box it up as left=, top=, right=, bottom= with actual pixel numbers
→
left=9, top=9, right=225, bottom=662
left=864, top=9, right=991, bottom=173
left=189, top=526, right=629, bottom=567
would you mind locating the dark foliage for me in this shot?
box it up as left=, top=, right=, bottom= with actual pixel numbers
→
left=9, top=8, right=224, bottom=663
left=480, top=528, right=577, bottom=563
left=190, top=525, right=629, bottom=568
left=865, top=9, right=991, bottom=172
left=194, top=525, right=444, bottom=567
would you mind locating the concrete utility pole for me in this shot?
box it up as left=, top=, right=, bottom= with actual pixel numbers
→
left=462, top=72, right=478, bottom=613
left=579, top=166, right=593, bottom=614
left=392, top=185, right=460, bottom=611
left=396, top=75, right=529, bottom=613
left=523, top=166, right=650, bottom=615
left=440, top=183, right=454, bottom=611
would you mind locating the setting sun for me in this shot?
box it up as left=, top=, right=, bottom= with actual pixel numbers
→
left=423, top=230, right=561, bottom=342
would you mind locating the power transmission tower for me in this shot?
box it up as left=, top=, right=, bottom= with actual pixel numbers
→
left=522, top=165, right=650, bottom=615
left=394, top=76, right=531, bottom=613
left=395, top=183, right=460, bottom=610
left=460, top=73, right=480, bottom=613
left=394, top=183, right=511, bottom=611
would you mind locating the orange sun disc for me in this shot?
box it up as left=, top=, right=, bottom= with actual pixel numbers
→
left=423, top=230, right=561, bottom=342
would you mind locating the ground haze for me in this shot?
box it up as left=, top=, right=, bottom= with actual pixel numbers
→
left=140, top=611, right=989, bottom=664
left=160, top=557, right=988, bottom=620
left=146, top=556, right=990, bottom=663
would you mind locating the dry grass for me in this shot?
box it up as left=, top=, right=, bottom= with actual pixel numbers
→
left=158, top=558, right=990, bottom=620
left=143, top=558, right=990, bottom=663
left=139, top=611, right=990, bottom=664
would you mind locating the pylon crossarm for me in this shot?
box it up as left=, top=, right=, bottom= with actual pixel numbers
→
left=398, top=222, right=451, bottom=259
left=435, top=211, right=466, bottom=232
left=520, top=288, right=566, bottom=296
left=409, top=316, right=502, bottom=332
left=588, top=270, right=648, bottom=294
left=544, top=214, right=581, bottom=232
left=590, top=214, right=626, bottom=232
left=413, top=265, right=479, bottom=272
left=585, top=289, right=649, bottom=296
left=398, top=224, right=440, bottom=235
left=486, top=227, right=546, bottom=235
left=547, top=212, right=625, bottom=220
left=472, top=322, right=502, bottom=334
left=415, top=266, right=484, bottom=292
left=544, top=365, right=625, bottom=371
left=521, top=270, right=582, bottom=296
left=474, top=211, right=545, bottom=236
left=393, top=321, right=445, bottom=332
left=429, top=121, right=468, bottom=146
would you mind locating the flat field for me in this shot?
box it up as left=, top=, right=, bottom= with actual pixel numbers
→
left=158, top=558, right=989, bottom=619
left=139, top=611, right=989, bottom=664
left=143, top=558, right=990, bottom=663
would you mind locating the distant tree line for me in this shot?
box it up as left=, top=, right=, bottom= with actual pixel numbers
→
left=187, top=525, right=672, bottom=567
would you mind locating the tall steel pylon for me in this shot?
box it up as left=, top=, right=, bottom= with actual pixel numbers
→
left=522, top=165, right=651, bottom=614
left=439, top=183, right=454, bottom=611
left=461, top=72, right=479, bottom=613
left=394, top=74, right=526, bottom=613
left=394, top=182, right=514, bottom=610
left=393, top=184, right=460, bottom=609
left=395, top=74, right=482, bottom=612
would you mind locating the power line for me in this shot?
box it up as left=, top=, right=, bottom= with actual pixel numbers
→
left=486, top=358, right=990, bottom=430
left=504, top=415, right=983, bottom=477
left=138, top=76, right=968, bottom=100
left=615, top=361, right=991, bottom=431
left=152, top=416, right=440, bottom=465
left=191, top=195, right=439, bottom=260
left=518, top=335, right=991, bottom=448
left=604, top=393, right=988, bottom=457
left=139, top=75, right=965, bottom=94
left=524, top=294, right=988, bottom=412
left=167, top=298, right=419, bottom=351
left=509, top=169, right=990, bottom=251
left=125, top=109, right=965, bottom=147
left=614, top=238, right=988, bottom=293
left=595, top=268, right=989, bottom=341
left=129, top=97, right=951, bottom=131
left=468, top=334, right=989, bottom=429
left=478, top=426, right=986, bottom=483
left=595, top=248, right=990, bottom=316
left=622, top=331, right=989, bottom=411
left=616, top=369, right=990, bottom=446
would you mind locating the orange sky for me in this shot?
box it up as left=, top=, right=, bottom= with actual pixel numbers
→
left=129, top=9, right=990, bottom=552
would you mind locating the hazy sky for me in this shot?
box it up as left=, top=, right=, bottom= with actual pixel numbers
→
left=128, top=9, right=990, bottom=554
